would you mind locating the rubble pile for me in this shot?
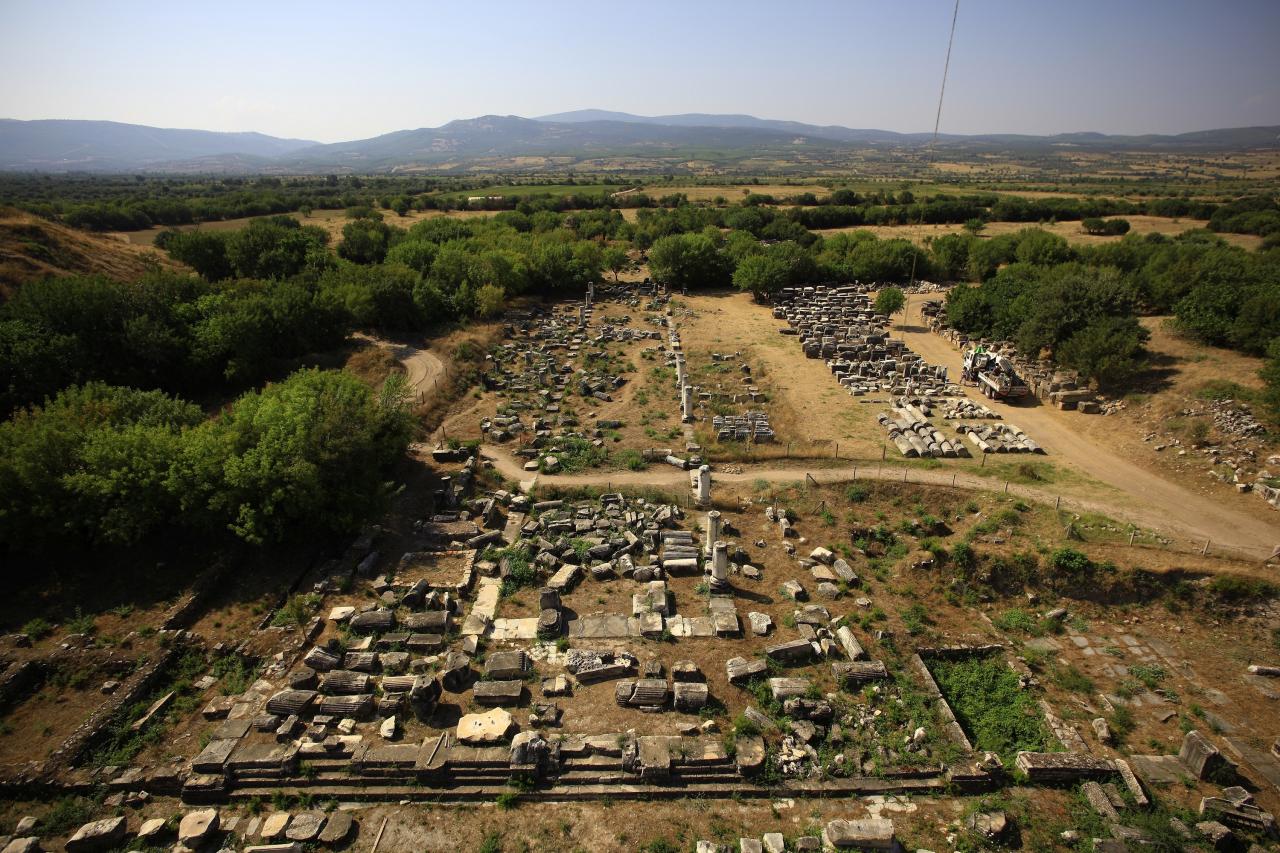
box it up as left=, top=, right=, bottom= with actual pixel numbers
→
left=477, top=288, right=674, bottom=471
left=773, top=286, right=957, bottom=397
left=711, top=411, right=775, bottom=442
left=941, top=398, right=1000, bottom=420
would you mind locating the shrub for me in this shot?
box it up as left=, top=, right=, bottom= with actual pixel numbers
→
left=951, top=542, right=977, bottom=574
left=992, top=608, right=1038, bottom=635
left=21, top=617, right=53, bottom=639
left=1050, top=547, right=1092, bottom=575
left=733, top=713, right=761, bottom=738
left=1208, top=574, right=1276, bottom=602
left=929, top=655, right=1050, bottom=762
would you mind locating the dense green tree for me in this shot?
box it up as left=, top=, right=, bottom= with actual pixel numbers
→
left=158, top=230, right=234, bottom=281
left=1055, top=316, right=1149, bottom=387
left=172, top=369, right=412, bottom=545
left=316, top=262, right=424, bottom=332
left=0, top=383, right=203, bottom=548
left=225, top=216, right=330, bottom=279
left=931, top=233, right=977, bottom=280
left=647, top=232, right=732, bottom=290
left=1260, top=339, right=1280, bottom=425
left=1014, top=229, right=1073, bottom=266
left=1229, top=288, right=1280, bottom=355
left=873, top=286, right=906, bottom=318
left=473, top=283, right=506, bottom=318
left=602, top=246, right=630, bottom=282
left=732, top=253, right=789, bottom=301
left=384, top=239, right=438, bottom=275
left=338, top=217, right=396, bottom=264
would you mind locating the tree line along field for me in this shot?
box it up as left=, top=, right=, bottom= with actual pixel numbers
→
left=2, top=171, right=1278, bottom=235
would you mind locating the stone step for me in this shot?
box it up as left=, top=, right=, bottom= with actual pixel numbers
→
left=212, top=774, right=948, bottom=804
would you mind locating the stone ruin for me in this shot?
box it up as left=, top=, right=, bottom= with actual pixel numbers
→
left=878, top=402, right=970, bottom=459
left=773, top=285, right=955, bottom=397
left=476, top=289, right=671, bottom=471
left=711, top=411, right=775, bottom=442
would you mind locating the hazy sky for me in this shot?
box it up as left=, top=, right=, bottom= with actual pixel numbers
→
left=2, top=0, right=1277, bottom=143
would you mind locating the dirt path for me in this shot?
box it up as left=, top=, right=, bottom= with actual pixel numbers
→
left=478, top=443, right=1277, bottom=559
left=353, top=332, right=445, bottom=395
left=891, top=299, right=1279, bottom=555
left=377, top=299, right=1276, bottom=557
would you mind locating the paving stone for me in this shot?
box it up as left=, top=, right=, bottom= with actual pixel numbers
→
left=2, top=839, right=39, bottom=853
left=284, top=812, right=325, bottom=843
left=316, top=811, right=353, bottom=845
left=259, top=814, right=291, bottom=840
left=66, top=817, right=127, bottom=852
left=178, top=809, right=220, bottom=846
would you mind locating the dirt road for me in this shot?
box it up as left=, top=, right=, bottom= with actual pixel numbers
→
left=478, top=443, right=1279, bottom=561
left=891, top=299, right=1279, bottom=555
left=353, top=333, right=445, bottom=395
left=377, top=299, right=1277, bottom=557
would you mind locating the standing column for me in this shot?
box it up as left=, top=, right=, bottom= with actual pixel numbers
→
left=709, top=541, right=730, bottom=592
left=704, top=510, right=721, bottom=555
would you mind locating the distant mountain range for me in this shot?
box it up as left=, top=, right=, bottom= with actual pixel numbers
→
left=0, top=112, right=1276, bottom=174
left=0, top=119, right=317, bottom=172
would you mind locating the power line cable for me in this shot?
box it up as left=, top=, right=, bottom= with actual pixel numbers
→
left=908, top=0, right=960, bottom=288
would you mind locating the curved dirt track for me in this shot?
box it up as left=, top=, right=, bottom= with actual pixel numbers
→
left=890, top=300, right=1279, bottom=556
left=354, top=333, right=445, bottom=395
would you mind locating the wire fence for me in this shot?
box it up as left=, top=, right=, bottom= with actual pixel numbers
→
left=579, top=449, right=1280, bottom=566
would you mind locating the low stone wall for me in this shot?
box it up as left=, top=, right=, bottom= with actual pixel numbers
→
left=42, top=644, right=183, bottom=776
left=0, top=660, right=44, bottom=712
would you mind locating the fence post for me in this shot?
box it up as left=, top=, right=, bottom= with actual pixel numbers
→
left=1128, top=529, right=1136, bottom=545
left=834, top=443, right=838, bottom=459
left=1055, top=496, right=1060, bottom=510
left=980, top=454, right=986, bottom=468
left=1004, top=481, right=1009, bottom=493
left=903, top=467, right=908, bottom=483
left=881, top=445, right=886, bottom=461
left=1202, top=539, right=1211, bottom=556
left=951, top=473, right=956, bottom=487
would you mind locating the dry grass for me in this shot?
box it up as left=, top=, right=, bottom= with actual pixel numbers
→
left=813, top=215, right=1263, bottom=251
left=679, top=291, right=889, bottom=456
left=0, top=206, right=187, bottom=295
left=344, top=342, right=406, bottom=388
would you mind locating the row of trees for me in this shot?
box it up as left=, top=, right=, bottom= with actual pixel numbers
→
left=645, top=222, right=1279, bottom=390
left=0, top=370, right=412, bottom=552
left=1208, top=195, right=1280, bottom=239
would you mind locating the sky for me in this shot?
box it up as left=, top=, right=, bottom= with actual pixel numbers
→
left=1, top=0, right=1278, bottom=143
